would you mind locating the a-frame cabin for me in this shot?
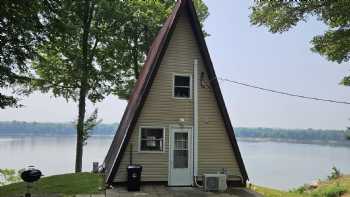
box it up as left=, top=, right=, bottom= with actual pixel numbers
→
left=104, top=0, right=248, bottom=187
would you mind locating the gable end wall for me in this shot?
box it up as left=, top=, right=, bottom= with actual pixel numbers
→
left=113, top=10, right=242, bottom=183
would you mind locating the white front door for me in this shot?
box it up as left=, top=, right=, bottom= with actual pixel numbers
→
left=169, top=127, right=192, bottom=186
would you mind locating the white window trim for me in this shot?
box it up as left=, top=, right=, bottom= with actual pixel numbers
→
left=138, top=126, right=166, bottom=153
left=172, top=73, right=192, bottom=99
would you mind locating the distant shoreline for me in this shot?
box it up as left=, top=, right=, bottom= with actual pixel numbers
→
left=1, top=133, right=349, bottom=148
left=238, top=137, right=350, bottom=147
left=1, top=121, right=349, bottom=147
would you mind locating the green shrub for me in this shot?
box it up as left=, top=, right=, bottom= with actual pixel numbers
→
left=0, top=169, right=20, bottom=186
left=289, top=184, right=309, bottom=194
left=328, top=166, right=342, bottom=181
left=344, top=128, right=350, bottom=140
left=311, top=184, right=346, bottom=197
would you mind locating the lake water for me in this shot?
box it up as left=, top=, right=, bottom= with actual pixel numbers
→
left=1, top=135, right=350, bottom=190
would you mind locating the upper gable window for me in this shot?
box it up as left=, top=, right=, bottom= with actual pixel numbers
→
left=173, top=75, right=191, bottom=98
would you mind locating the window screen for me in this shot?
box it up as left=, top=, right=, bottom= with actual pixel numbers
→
left=174, top=75, right=191, bottom=98
left=140, top=128, right=164, bottom=151
left=173, top=133, right=188, bottom=168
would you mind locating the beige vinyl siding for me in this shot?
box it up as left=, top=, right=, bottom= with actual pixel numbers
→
left=197, top=64, right=242, bottom=179
left=114, top=10, right=241, bottom=182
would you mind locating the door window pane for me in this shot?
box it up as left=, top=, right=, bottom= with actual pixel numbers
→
left=173, top=132, right=188, bottom=168
left=174, top=150, right=188, bottom=168
left=175, top=133, right=188, bottom=149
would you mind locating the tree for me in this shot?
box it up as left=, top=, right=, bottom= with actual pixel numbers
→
left=250, top=1, right=350, bottom=85
left=33, top=0, right=209, bottom=172
left=81, top=109, right=102, bottom=146
left=0, top=0, right=54, bottom=108
left=34, top=0, right=132, bottom=173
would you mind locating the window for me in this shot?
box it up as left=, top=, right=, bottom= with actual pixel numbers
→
left=140, top=128, right=164, bottom=152
left=174, top=75, right=191, bottom=98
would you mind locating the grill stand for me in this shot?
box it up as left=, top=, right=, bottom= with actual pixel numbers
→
left=25, top=182, right=33, bottom=197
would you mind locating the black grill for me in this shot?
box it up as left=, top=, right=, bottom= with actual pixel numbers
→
left=20, top=166, right=43, bottom=197
left=21, top=168, right=42, bottom=183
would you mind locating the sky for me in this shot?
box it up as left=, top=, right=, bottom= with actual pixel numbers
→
left=1, top=0, right=349, bottom=130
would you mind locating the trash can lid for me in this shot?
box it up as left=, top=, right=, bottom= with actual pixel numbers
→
left=128, top=165, right=142, bottom=169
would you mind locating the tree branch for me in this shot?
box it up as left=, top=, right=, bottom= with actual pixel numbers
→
left=28, top=76, right=78, bottom=89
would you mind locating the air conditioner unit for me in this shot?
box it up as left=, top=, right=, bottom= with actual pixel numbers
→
left=203, top=174, right=227, bottom=192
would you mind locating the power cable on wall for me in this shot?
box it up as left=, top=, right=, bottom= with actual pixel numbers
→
left=214, top=77, right=350, bottom=105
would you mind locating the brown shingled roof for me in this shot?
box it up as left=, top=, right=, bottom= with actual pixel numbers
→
left=104, top=0, right=248, bottom=185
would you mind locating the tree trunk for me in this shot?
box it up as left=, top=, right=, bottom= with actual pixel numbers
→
left=133, top=36, right=139, bottom=79
left=133, top=50, right=139, bottom=79
left=75, top=0, right=93, bottom=173
left=75, top=86, right=87, bottom=172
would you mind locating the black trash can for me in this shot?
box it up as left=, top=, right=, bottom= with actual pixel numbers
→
left=127, top=165, right=142, bottom=191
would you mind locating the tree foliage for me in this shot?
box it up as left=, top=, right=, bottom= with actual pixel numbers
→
left=81, top=109, right=102, bottom=145
left=33, top=0, right=208, bottom=100
left=250, top=0, right=350, bottom=84
left=0, top=0, right=53, bottom=108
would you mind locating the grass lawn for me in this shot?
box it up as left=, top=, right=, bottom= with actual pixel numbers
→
left=0, top=173, right=103, bottom=197
left=253, top=185, right=302, bottom=197
left=252, top=176, right=350, bottom=197
left=1, top=172, right=350, bottom=197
